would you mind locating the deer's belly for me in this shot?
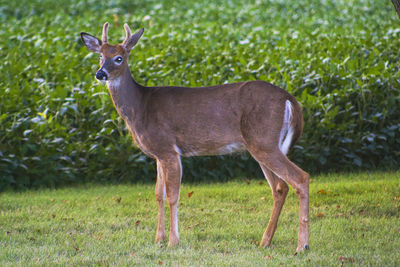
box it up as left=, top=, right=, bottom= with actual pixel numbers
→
left=176, top=142, right=246, bottom=157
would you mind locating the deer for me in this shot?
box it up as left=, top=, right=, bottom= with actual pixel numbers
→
left=80, top=22, right=310, bottom=252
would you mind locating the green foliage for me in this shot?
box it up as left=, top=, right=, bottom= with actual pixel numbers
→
left=1, top=0, right=399, bottom=189
left=1, top=172, right=400, bottom=265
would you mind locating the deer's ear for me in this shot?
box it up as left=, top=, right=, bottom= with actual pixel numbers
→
left=81, top=32, right=102, bottom=53
left=124, top=28, right=144, bottom=51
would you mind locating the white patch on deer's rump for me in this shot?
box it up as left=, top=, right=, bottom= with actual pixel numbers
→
left=279, top=100, right=294, bottom=155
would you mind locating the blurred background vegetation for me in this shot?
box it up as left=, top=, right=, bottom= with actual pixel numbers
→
left=0, top=0, right=399, bottom=190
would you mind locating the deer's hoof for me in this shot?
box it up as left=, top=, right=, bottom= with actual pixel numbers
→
left=168, top=241, right=179, bottom=247
left=168, top=237, right=179, bottom=247
left=155, top=234, right=165, bottom=244
left=259, top=240, right=272, bottom=248
left=296, top=244, right=310, bottom=252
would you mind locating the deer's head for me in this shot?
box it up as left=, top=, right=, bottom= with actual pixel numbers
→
left=81, top=22, right=144, bottom=81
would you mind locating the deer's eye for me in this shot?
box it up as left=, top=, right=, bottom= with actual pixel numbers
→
left=114, top=56, right=123, bottom=64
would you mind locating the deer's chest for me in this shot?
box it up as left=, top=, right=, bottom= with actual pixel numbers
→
left=124, top=120, right=157, bottom=158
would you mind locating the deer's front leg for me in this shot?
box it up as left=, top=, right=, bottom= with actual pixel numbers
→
left=158, top=153, right=182, bottom=247
left=155, top=161, right=166, bottom=243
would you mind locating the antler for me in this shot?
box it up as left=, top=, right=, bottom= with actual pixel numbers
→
left=102, top=22, right=109, bottom=43
left=122, top=23, right=132, bottom=46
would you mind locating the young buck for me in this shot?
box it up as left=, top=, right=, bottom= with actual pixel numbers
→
left=81, top=22, right=310, bottom=252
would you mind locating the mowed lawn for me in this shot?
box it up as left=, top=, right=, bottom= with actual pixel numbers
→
left=1, top=172, right=399, bottom=266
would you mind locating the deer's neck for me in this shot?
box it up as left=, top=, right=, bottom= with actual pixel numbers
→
left=106, top=67, right=144, bottom=122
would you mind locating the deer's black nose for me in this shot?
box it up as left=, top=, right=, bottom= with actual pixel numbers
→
left=96, top=70, right=108, bottom=81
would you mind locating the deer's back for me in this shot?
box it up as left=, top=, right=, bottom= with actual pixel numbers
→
left=136, top=80, right=297, bottom=157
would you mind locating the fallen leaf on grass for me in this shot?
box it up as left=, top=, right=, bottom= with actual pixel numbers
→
left=188, top=191, right=194, bottom=198
left=50, top=198, right=55, bottom=202
left=251, top=240, right=259, bottom=245
left=339, top=256, right=355, bottom=263
left=317, top=189, right=327, bottom=195
left=317, top=212, right=324, bottom=217
left=188, top=223, right=199, bottom=230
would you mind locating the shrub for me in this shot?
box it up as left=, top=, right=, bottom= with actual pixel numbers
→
left=1, top=0, right=399, bottom=189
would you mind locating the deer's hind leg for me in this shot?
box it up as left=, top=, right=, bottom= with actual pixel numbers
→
left=248, top=146, right=309, bottom=252
left=259, top=165, right=289, bottom=247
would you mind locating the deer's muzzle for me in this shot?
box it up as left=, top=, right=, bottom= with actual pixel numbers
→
left=96, top=69, right=108, bottom=81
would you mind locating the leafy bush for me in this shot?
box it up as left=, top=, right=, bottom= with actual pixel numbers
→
left=1, top=0, right=399, bottom=189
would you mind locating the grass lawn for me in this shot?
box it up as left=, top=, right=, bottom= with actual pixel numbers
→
left=1, top=171, right=399, bottom=266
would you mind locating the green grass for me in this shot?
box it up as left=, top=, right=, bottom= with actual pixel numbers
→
left=1, top=172, right=399, bottom=266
